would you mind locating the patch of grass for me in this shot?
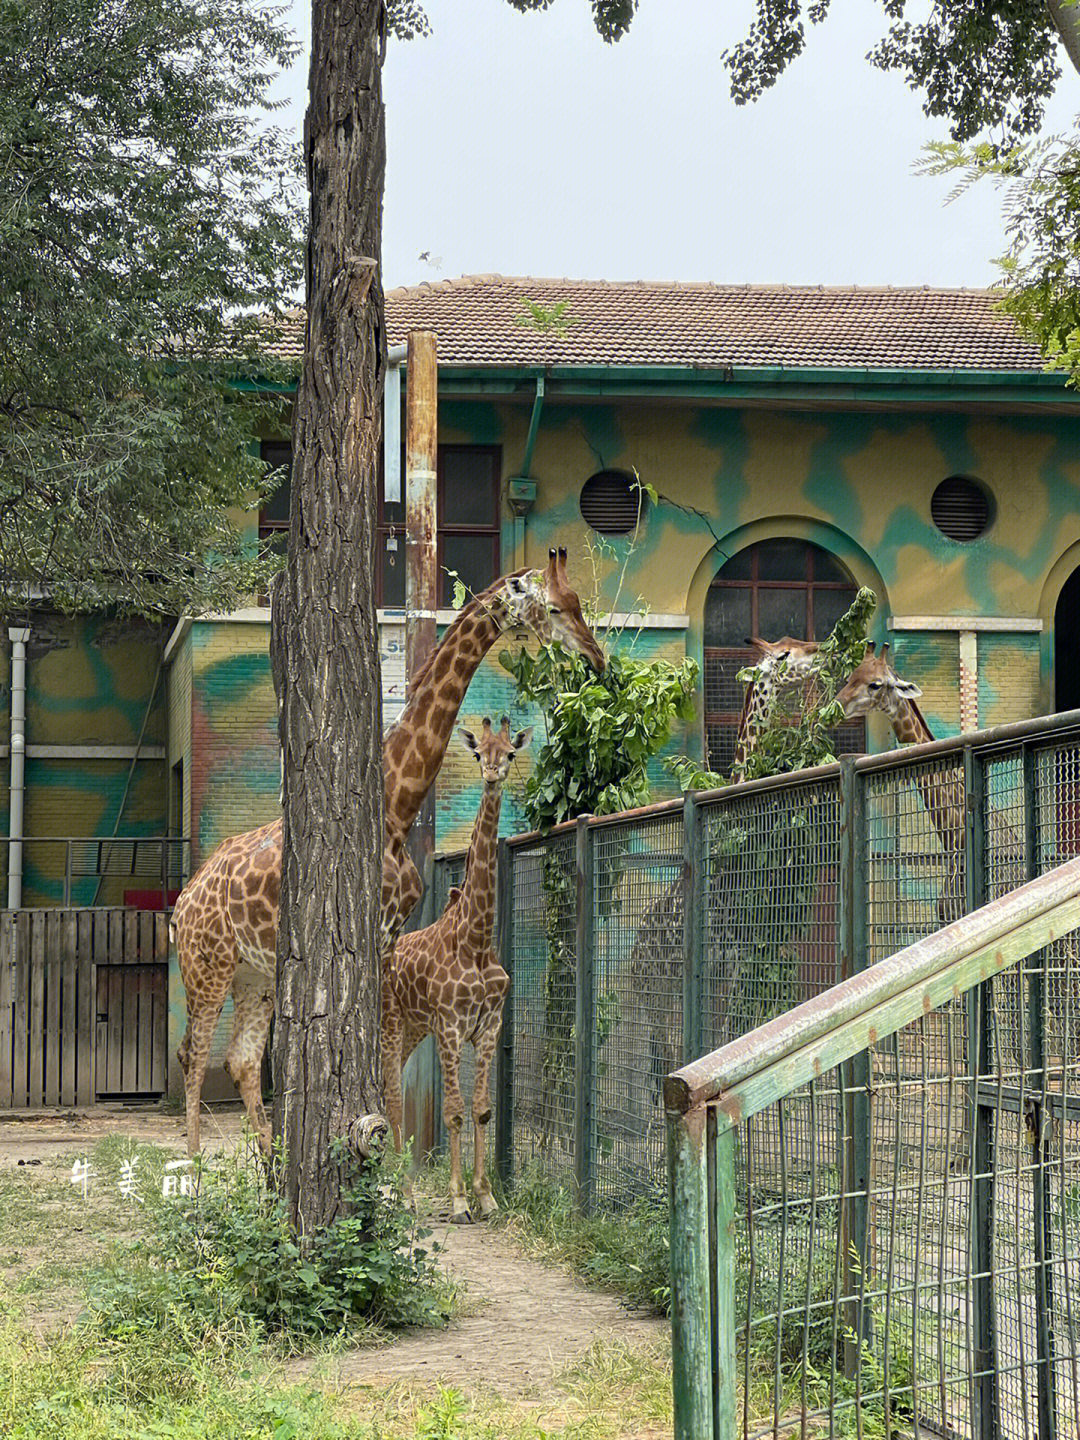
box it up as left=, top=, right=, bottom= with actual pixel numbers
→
left=0, top=1306, right=357, bottom=1439
left=485, top=1165, right=670, bottom=1315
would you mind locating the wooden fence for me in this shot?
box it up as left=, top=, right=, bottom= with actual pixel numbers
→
left=0, top=908, right=169, bottom=1108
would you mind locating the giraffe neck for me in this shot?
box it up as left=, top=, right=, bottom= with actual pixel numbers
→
left=454, top=781, right=504, bottom=958
left=891, top=698, right=934, bottom=747
left=383, top=586, right=512, bottom=842
left=732, top=676, right=773, bottom=774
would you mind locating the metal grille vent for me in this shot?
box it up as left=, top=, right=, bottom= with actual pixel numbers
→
left=579, top=470, right=646, bottom=535
left=931, top=476, right=993, bottom=542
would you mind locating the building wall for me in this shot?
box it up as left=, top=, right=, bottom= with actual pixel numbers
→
left=7, top=615, right=168, bottom=907
left=188, top=619, right=280, bottom=865
left=430, top=398, right=1080, bottom=736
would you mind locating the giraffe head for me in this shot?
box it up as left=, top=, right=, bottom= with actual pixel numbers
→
left=461, top=715, right=534, bottom=785
left=835, top=642, right=923, bottom=720
left=746, top=635, right=822, bottom=681
left=501, top=547, right=606, bottom=672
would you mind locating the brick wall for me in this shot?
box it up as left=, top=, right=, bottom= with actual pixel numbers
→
left=979, top=632, right=1041, bottom=728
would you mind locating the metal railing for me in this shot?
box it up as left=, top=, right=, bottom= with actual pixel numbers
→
left=427, top=709, right=1080, bottom=1211
left=665, top=853, right=1080, bottom=1440
left=0, top=836, right=190, bottom=909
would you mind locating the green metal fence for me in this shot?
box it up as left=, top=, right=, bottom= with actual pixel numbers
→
left=425, top=709, right=1080, bottom=1213
left=665, top=848, right=1080, bottom=1440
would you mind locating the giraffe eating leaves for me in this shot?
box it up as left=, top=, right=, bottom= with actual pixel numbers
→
left=171, top=548, right=603, bottom=1156
left=384, top=717, right=530, bottom=1222
left=731, top=635, right=824, bottom=780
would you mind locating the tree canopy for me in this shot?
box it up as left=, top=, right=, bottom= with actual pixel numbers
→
left=0, top=0, right=304, bottom=619
left=722, top=1, right=1067, bottom=146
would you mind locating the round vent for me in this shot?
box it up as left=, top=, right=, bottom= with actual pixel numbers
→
left=579, top=470, right=646, bottom=535
left=931, top=476, right=994, bottom=543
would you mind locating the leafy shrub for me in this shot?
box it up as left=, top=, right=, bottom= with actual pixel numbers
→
left=499, top=645, right=698, bottom=831
left=87, top=1139, right=453, bottom=1355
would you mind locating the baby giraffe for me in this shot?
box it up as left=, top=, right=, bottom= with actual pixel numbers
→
left=383, top=716, right=532, bottom=1222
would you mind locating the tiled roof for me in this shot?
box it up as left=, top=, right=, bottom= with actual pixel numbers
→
left=268, top=274, right=1047, bottom=372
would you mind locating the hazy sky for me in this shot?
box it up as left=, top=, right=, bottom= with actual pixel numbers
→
left=275, top=0, right=1078, bottom=291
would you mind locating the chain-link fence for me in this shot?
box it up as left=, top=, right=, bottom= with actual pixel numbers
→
left=425, top=709, right=1080, bottom=1214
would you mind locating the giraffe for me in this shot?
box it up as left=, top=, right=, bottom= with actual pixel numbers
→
left=171, top=548, right=604, bottom=1156
left=383, top=717, right=531, bottom=1222
left=834, top=640, right=966, bottom=922
left=731, top=635, right=823, bottom=780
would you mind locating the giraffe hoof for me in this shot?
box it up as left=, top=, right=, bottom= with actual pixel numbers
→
left=475, top=1194, right=498, bottom=1219
left=450, top=1201, right=475, bottom=1224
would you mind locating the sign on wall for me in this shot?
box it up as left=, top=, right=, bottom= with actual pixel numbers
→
left=380, top=620, right=406, bottom=729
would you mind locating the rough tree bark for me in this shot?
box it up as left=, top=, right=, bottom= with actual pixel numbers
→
left=269, top=0, right=387, bottom=1232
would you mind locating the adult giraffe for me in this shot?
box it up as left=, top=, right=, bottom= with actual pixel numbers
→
left=171, top=548, right=604, bottom=1155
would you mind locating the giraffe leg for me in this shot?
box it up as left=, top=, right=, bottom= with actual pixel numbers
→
left=435, top=1025, right=471, bottom=1223
left=180, top=974, right=228, bottom=1158
left=381, top=981, right=407, bottom=1156
left=225, top=966, right=275, bottom=1156
left=470, top=969, right=508, bottom=1218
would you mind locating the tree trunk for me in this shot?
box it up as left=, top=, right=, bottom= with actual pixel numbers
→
left=269, top=0, right=387, bottom=1233
left=1047, top=0, right=1080, bottom=77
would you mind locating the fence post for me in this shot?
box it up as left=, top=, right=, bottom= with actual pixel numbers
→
left=495, top=836, right=515, bottom=1193
left=964, top=744, right=999, bottom=1439
left=669, top=1103, right=735, bottom=1440
left=574, top=815, right=595, bottom=1213
left=1022, top=742, right=1058, bottom=1440
left=682, top=790, right=704, bottom=1063
left=839, top=756, right=872, bottom=1371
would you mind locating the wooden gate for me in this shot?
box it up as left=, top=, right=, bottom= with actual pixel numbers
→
left=0, top=908, right=168, bottom=1107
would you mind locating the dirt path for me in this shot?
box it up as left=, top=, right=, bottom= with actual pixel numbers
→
left=0, top=1105, right=245, bottom=1164
left=287, top=1206, right=667, bottom=1398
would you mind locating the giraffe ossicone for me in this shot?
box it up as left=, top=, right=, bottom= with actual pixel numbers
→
left=171, top=551, right=602, bottom=1157
left=384, top=716, right=531, bottom=1222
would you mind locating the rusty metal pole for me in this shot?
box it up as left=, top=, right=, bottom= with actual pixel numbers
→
left=405, top=329, right=438, bottom=874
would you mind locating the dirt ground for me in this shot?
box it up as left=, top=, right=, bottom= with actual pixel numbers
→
left=0, top=1103, right=244, bottom=1164
left=0, top=1105, right=668, bottom=1405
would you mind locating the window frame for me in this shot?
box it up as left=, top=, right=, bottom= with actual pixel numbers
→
left=377, top=443, right=502, bottom=608
left=257, top=439, right=293, bottom=552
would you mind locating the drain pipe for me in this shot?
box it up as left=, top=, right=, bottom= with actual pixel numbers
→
left=7, top=626, right=29, bottom=910
left=384, top=343, right=407, bottom=504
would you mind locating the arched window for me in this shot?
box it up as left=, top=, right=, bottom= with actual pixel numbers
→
left=704, top=539, right=866, bottom=774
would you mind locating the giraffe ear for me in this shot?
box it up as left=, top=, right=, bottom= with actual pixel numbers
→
left=460, top=728, right=479, bottom=754
left=512, top=726, right=534, bottom=751
left=894, top=678, right=923, bottom=699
